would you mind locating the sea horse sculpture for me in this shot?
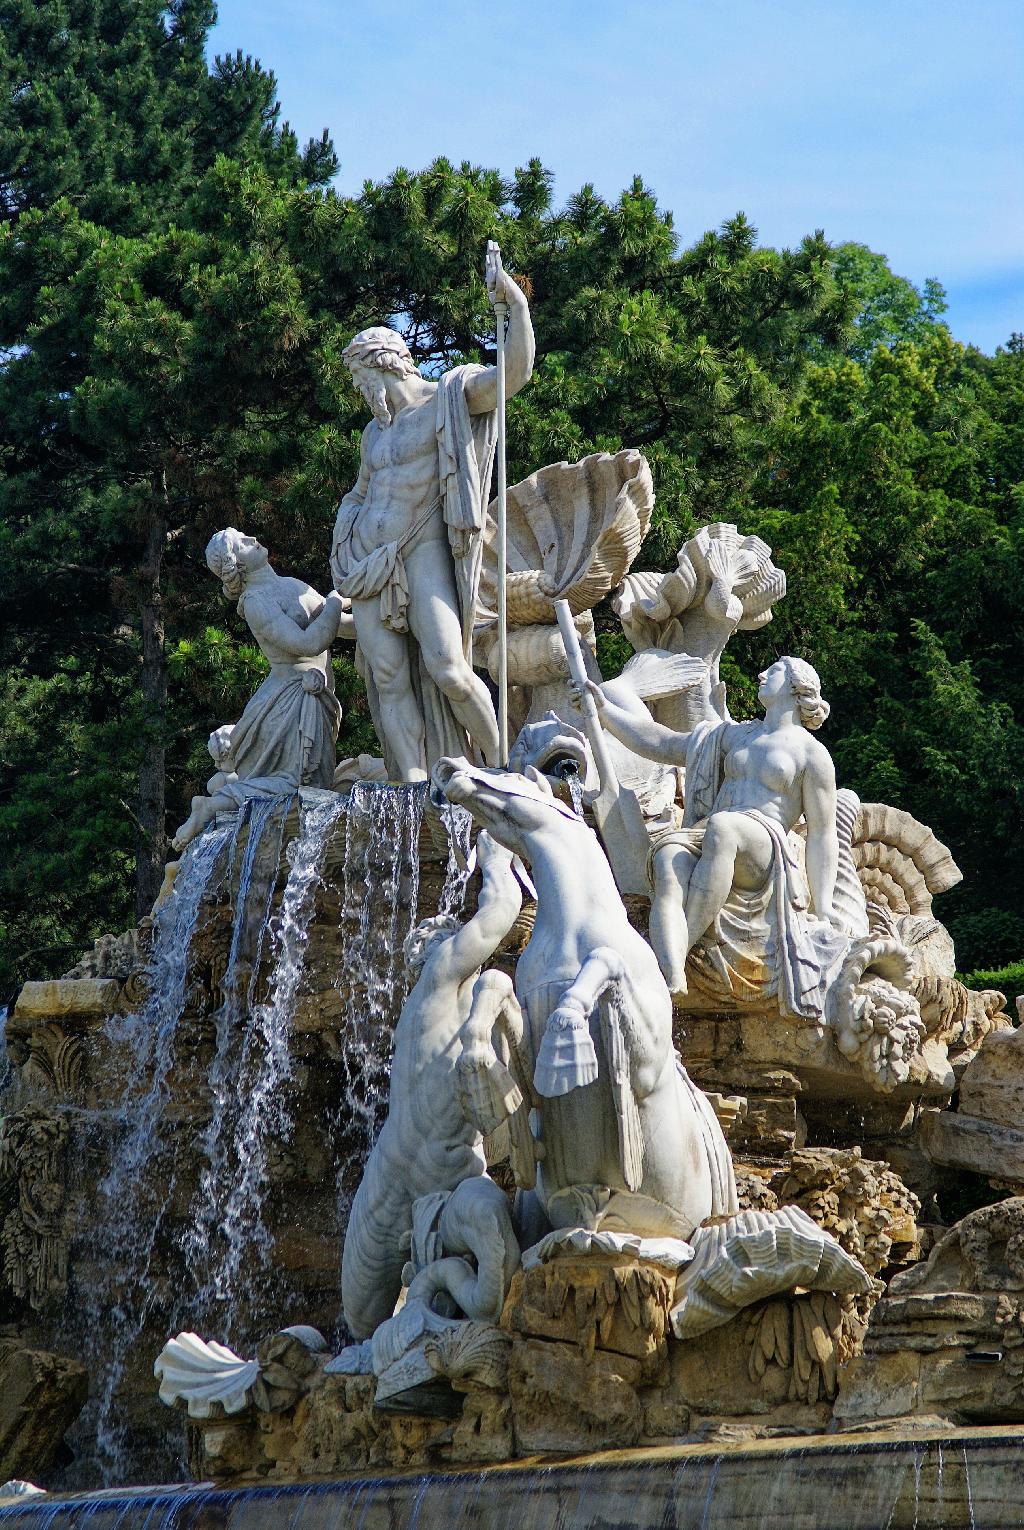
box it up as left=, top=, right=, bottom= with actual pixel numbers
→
left=340, top=832, right=530, bottom=1341
left=435, top=759, right=737, bottom=1240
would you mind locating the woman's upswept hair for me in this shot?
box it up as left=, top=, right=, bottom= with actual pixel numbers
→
left=205, top=528, right=246, bottom=602
left=781, top=656, right=830, bottom=730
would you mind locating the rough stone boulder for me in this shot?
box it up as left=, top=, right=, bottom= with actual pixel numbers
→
left=920, top=1026, right=1024, bottom=1187
left=771, top=1146, right=921, bottom=1279
left=835, top=1196, right=1024, bottom=1427
left=0, top=1341, right=87, bottom=1484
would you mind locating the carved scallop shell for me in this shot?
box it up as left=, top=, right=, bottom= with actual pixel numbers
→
left=154, top=1332, right=259, bottom=1418
left=423, top=1322, right=510, bottom=1389
left=477, top=450, right=654, bottom=627
left=852, top=803, right=962, bottom=915
left=670, top=1206, right=873, bottom=1339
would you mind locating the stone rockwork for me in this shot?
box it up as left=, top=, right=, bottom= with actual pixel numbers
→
left=770, top=1147, right=922, bottom=1282
left=919, top=1024, right=1024, bottom=1188
left=0, top=1340, right=87, bottom=1484
left=176, top=1270, right=871, bottom=1479
left=835, top=1196, right=1024, bottom=1429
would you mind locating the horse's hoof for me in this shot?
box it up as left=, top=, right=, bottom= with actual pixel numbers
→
left=534, top=1008, right=599, bottom=1098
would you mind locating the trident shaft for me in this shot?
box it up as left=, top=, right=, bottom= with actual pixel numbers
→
left=488, top=240, right=510, bottom=765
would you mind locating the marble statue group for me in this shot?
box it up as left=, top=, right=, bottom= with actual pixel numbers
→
left=159, top=243, right=959, bottom=1417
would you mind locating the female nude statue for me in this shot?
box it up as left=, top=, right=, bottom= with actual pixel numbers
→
left=575, top=657, right=844, bottom=1013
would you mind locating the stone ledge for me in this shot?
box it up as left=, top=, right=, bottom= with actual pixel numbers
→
left=919, top=1109, right=1024, bottom=1184
left=13, top=980, right=121, bottom=1023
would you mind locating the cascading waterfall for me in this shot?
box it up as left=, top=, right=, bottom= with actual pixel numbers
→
left=180, top=795, right=295, bottom=1321
left=333, top=783, right=425, bottom=1225
left=437, top=799, right=474, bottom=917
left=84, top=819, right=239, bottom=1480
left=198, top=791, right=347, bottom=1332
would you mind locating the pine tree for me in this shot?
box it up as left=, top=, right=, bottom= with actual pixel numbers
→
left=0, top=1, right=339, bottom=984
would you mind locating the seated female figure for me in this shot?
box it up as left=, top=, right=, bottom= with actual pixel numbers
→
left=577, top=657, right=844, bottom=1014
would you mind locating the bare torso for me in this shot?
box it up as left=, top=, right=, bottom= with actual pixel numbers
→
left=715, top=720, right=820, bottom=829
left=348, top=391, right=446, bottom=558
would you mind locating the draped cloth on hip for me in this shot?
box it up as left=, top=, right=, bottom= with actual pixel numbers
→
left=331, top=496, right=441, bottom=636
left=221, top=658, right=341, bottom=800
left=331, top=364, right=498, bottom=777
left=652, top=720, right=846, bottom=1021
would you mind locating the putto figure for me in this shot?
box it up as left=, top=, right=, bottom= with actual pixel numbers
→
left=330, top=248, right=535, bottom=779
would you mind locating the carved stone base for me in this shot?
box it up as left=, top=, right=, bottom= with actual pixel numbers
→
left=503, top=1253, right=675, bottom=1370
left=179, top=1290, right=863, bottom=1481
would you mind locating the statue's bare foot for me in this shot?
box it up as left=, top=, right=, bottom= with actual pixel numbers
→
left=661, top=961, right=688, bottom=998
left=171, top=822, right=196, bottom=854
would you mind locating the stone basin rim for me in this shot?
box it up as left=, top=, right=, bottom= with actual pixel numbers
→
left=8, top=1423, right=1024, bottom=1507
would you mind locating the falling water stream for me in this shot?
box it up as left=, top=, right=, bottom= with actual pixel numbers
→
left=84, top=819, right=241, bottom=1479
left=182, top=795, right=294, bottom=1309
left=333, top=783, right=425, bottom=1231
left=199, top=791, right=347, bottom=1324
left=437, top=799, right=474, bottom=916
left=565, top=767, right=585, bottom=817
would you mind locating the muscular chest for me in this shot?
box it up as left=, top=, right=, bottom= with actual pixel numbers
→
left=366, top=400, right=436, bottom=472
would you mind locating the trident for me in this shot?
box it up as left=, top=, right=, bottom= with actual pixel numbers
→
left=486, top=239, right=510, bottom=765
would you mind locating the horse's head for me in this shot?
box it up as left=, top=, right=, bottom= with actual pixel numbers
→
left=432, top=757, right=579, bottom=854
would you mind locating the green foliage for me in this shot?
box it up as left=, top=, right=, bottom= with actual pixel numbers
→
left=737, top=329, right=1024, bottom=970
left=829, top=243, right=948, bottom=362
left=0, top=656, right=137, bottom=991
left=0, top=2, right=343, bottom=982
left=961, top=960, right=1024, bottom=1000
left=0, top=0, right=336, bottom=230
left=1, top=10, right=1022, bottom=998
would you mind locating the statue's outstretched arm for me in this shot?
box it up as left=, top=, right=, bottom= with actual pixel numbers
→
left=442, top=831, right=523, bottom=983
left=464, top=255, right=536, bottom=413
left=570, top=678, right=689, bottom=766
left=803, top=744, right=839, bottom=920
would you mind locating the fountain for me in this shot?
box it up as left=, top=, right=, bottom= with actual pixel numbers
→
left=2, top=245, right=1023, bottom=1528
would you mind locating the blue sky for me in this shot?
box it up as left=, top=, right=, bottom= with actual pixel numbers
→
left=209, top=0, right=1023, bottom=353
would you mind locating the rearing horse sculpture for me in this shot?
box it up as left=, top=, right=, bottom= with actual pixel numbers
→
left=435, top=759, right=737, bottom=1241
